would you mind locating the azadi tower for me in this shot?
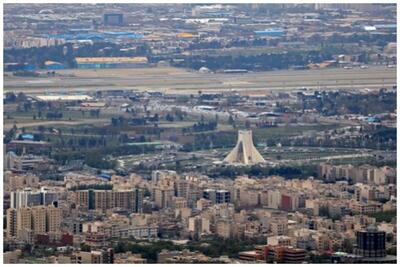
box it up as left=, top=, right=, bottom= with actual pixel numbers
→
left=224, top=130, right=266, bottom=165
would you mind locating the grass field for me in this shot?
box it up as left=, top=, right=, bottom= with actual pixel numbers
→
left=4, top=109, right=113, bottom=130
left=366, top=210, right=396, bottom=223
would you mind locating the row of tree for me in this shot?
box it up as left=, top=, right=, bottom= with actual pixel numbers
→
left=206, top=164, right=318, bottom=179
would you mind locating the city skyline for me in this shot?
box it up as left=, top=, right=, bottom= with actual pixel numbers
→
left=2, top=2, right=398, bottom=265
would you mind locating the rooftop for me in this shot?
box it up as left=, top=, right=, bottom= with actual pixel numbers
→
left=33, top=94, right=93, bottom=101
left=75, top=57, right=148, bottom=64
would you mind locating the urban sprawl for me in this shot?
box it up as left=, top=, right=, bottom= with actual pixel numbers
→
left=3, top=3, right=397, bottom=264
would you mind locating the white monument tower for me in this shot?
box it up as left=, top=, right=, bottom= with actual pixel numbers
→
left=223, top=130, right=265, bottom=165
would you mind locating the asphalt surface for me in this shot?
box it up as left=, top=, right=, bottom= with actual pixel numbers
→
left=4, top=65, right=396, bottom=95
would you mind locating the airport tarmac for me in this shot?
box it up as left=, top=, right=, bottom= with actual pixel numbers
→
left=4, top=65, right=396, bottom=95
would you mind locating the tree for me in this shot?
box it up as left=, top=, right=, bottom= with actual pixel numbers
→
left=387, top=233, right=394, bottom=243
left=175, top=160, right=181, bottom=171
left=85, top=151, right=116, bottom=169
left=90, top=109, right=100, bottom=118
left=387, top=246, right=397, bottom=255
left=332, top=243, right=341, bottom=252
left=80, top=243, right=91, bottom=252
left=228, top=115, right=235, bottom=126
left=4, top=127, right=17, bottom=143
left=67, top=139, right=74, bottom=147
left=16, top=92, right=27, bottom=102
left=5, top=92, right=16, bottom=103
left=114, top=241, right=127, bottom=253
left=165, top=113, right=174, bottom=122
left=319, top=206, right=330, bottom=217
left=342, top=238, right=354, bottom=253
left=111, top=117, right=119, bottom=127
left=23, top=102, right=31, bottom=112
left=33, top=134, right=43, bottom=141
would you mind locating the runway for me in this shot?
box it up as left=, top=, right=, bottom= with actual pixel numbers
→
left=4, top=65, right=396, bottom=95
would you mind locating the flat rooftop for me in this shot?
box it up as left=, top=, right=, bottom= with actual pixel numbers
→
left=75, top=57, right=148, bottom=64
left=32, top=94, right=93, bottom=101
